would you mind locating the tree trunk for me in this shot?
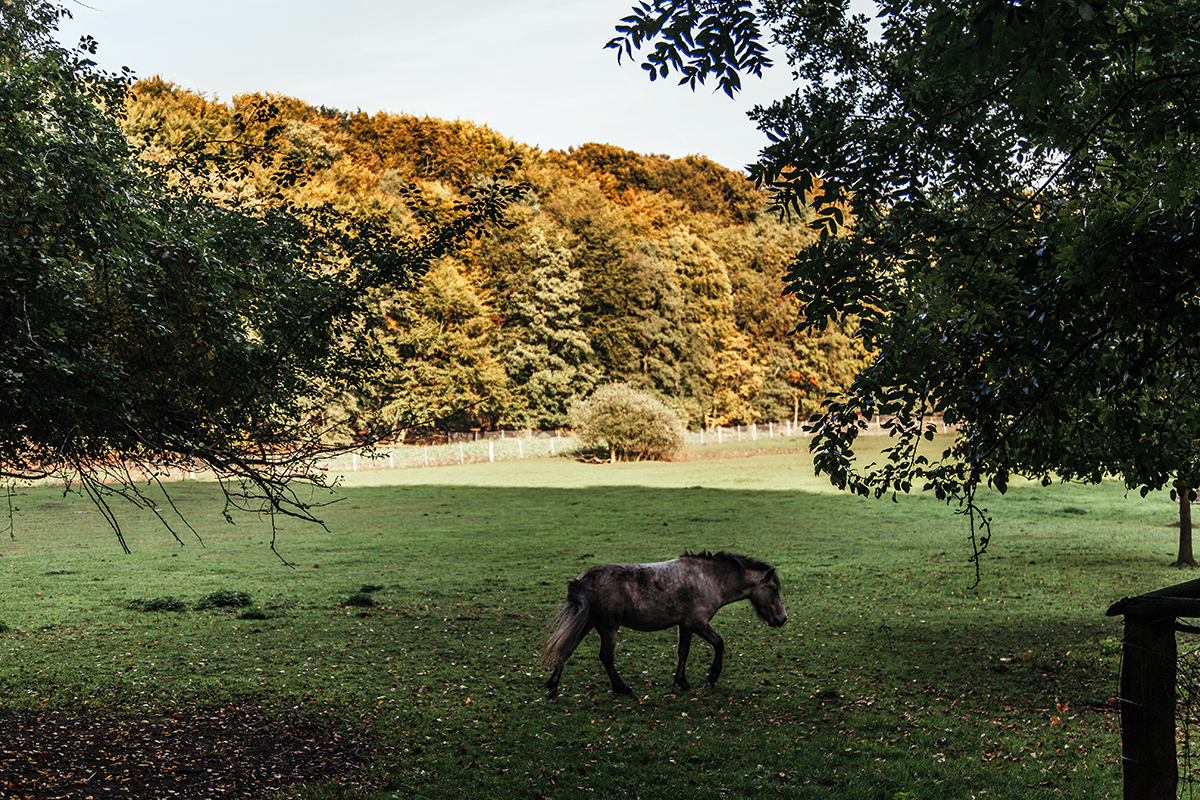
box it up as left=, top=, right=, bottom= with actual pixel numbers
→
left=1175, top=490, right=1196, bottom=567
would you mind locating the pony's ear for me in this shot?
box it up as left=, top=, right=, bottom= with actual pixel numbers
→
left=764, top=568, right=777, bottom=582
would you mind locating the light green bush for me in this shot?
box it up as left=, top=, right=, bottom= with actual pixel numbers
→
left=569, top=383, right=686, bottom=462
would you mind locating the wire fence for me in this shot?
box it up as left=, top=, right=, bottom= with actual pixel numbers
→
left=323, top=421, right=812, bottom=473
left=325, top=431, right=578, bottom=473
left=20, top=414, right=954, bottom=487
left=320, top=416, right=955, bottom=474
left=1179, top=634, right=1200, bottom=795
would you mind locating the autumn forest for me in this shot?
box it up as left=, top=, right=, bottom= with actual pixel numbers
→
left=123, top=78, right=868, bottom=437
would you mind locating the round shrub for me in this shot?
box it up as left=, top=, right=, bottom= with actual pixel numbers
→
left=127, top=596, right=187, bottom=612
left=569, top=383, right=686, bottom=462
left=343, top=593, right=376, bottom=608
left=195, top=590, right=252, bottom=611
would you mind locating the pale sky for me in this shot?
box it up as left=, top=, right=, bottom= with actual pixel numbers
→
left=54, top=0, right=803, bottom=173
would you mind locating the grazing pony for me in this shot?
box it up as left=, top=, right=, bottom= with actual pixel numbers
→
left=542, top=550, right=786, bottom=698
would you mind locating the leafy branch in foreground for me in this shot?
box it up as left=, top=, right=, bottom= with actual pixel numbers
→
left=614, top=0, right=1200, bottom=575
left=607, top=0, right=773, bottom=98
left=0, top=1, right=528, bottom=549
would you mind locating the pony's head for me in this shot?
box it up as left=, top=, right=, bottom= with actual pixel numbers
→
left=749, top=567, right=787, bottom=628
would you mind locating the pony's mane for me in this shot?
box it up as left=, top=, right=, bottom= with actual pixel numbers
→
left=680, top=550, right=772, bottom=573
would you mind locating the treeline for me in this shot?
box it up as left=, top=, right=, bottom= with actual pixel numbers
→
left=122, top=78, right=868, bottom=434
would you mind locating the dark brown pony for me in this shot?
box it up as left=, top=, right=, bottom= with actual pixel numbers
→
left=542, top=551, right=787, bottom=699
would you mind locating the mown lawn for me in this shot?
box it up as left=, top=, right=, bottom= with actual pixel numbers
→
left=0, top=440, right=1186, bottom=798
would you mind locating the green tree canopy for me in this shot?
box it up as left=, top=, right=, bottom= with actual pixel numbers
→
left=0, top=1, right=523, bottom=544
left=368, top=259, right=514, bottom=431
left=614, top=1, right=1200, bottom=569
left=499, top=223, right=602, bottom=429
left=114, top=52, right=874, bottom=442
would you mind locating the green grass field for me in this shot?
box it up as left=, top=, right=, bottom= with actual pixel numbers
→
left=0, top=438, right=1186, bottom=798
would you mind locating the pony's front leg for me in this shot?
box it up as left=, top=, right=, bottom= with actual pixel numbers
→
left=598, top=627, right=632, bottom=695
left=694, top=622, right=725, bottom=686
left=673, top=627, right=693, bottom=690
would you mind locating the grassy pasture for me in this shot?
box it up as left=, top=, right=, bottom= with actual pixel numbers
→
left=0, top=439, right=1187, bottom=798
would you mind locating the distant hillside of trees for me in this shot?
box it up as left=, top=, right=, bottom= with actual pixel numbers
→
left=123, top=78, right=869, bottom=435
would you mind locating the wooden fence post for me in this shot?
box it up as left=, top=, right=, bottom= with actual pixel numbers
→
left=1107, top=579, right=1200, bottom=798
left=1120, top=615, right=1177, bottom=799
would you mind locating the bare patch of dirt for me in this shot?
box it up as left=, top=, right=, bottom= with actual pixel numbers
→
left=0, top=701, right=365, bottom=799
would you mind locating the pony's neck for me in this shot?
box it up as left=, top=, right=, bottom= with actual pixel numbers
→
left=704, top=562, right=761, bottom=605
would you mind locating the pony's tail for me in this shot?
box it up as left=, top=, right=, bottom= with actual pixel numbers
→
left=542, top=580, right=590, bottom=665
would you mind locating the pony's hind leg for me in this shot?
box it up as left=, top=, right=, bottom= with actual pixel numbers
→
left=545, top=661, right=566, bottom=699
left=545, top=621, right=592, bottom=699
left=543, top=584, right=593, bottom=699
left=598, top=627, right=632, bottom=695
left=673, top=627, right=693, bottom=690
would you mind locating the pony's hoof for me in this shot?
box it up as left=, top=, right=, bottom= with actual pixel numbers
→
left=613, top=685, right=633, bottom=696
left=673, top=680, right=692, bottom=692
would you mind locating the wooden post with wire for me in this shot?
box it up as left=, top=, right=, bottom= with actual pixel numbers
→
left=1107, top=578, right=1200, bottom=799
